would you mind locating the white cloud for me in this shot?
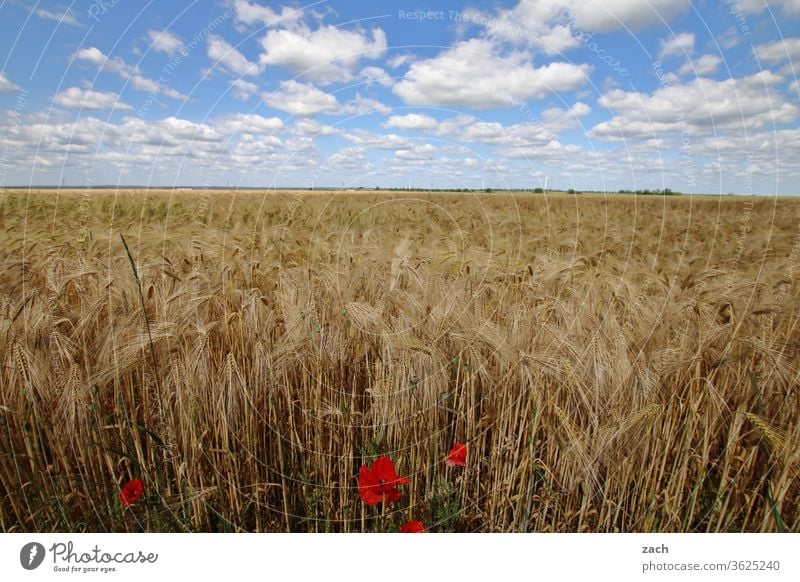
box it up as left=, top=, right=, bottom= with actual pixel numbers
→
left=341, top=94, right=390, bottom=116
left=678, top=54, right=723, bottom=76
left=290, top=119, right=338, bottom=137
left=360, top=66, right=394, bottom=87
left=754, top=38, right=800, bottom=63
left=214, top=113, right=283, bottom=135
left=75, top=47, right=186, bottom=99
left=0, top=72, right=20, bottom=93
left=496, top=139, right=582, bottom=161
left=122, top=116, right=224, bottom=145
left=34, top=6, right=80, bottom=26
left=717, top=27, right=742, bottom=50
left=227, top=0, right=305, bottom=29
left=54, top=87, right=132, bottom=110
left=207, top=35, right=261, bottom=76
left=343, top=129, right=413, bottom=150
left=230, top=79, right=258, bottom=101
left=458, top=120, right=508, bottom=142
left=258, top=25, right=387, bottom=84
left=387, top=54, right=413, bottom=68
left=591, top=71, right=799, bottom=140
left=384, top=113, right=438, bottom=131
left=76, top=47, right=125, bottom=72
left=5, top=107, right=798, bottom=194
left=379, top=108, right=585, bottom=147
left=539, top=101, right=592, bottom=132
left=393, top=39, right=590, bottom=108
left=658, top=32, right=695, bottom=59
left=561, top=0, right=691, bottom=33
left=465, top=0, right=691, bottom=53
left=263, top=80, right=340, bottom=116
left=147, top=30, right=184, bottom=57
left=324, top=146, right=367, bottom=171
left=736, top=0, right=800, bottom=16
left=463, top=4, right=578, bottom=55
left=395, top=143, right=437, bottom=161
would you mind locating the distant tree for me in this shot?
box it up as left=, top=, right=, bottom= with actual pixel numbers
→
left=533, top=187, right=544, bottom=193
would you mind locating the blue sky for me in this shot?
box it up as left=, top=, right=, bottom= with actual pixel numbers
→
left=0, top=0, right=798, bottom=194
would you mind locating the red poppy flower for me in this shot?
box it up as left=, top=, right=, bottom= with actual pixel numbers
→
left=358, top=456, right=410, bottom=506
left=119, top=478, right=144, bottom=507
left=400, top=520, right=425, bottom=533
left=446, top=443, right=467, bottom=467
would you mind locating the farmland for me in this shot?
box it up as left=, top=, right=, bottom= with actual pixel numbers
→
left=0, top=189, right=798, bottom=532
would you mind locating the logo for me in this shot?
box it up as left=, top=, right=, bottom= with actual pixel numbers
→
left=20, top=542, right=46, bottom=570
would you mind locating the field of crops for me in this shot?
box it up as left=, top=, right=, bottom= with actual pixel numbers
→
left=0, top=189, right=798, bottom=532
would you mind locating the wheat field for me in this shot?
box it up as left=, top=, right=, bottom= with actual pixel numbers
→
left=0, top=188, right=798, bottom=532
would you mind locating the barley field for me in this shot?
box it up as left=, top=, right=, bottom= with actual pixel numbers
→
left=0, top=189, right=798, bottom=532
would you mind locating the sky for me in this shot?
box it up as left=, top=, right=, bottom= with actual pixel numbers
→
left=0, top=0, right=798, bottom=194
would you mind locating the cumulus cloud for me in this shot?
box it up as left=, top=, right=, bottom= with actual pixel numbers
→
left=214, top=113, right=283, bottom=135
left=395, top=143, right=437, bottom=161
left=735, top=0, right=800, bottom=16
left=590, top=71, right=799, bottom=140
left=343, top=129, right=413, bottom=150
left=393, top=39, right=590, bottom=108
left=147, top=29, right=184, bottom=57
left=262, top=80, right=340, bottom=116
left=290, top=118, right=338, bottom=137
left=496, top=139, right=582, bottom=161
left=53, top=87, right=132, bottom=110
left=341, top=94, right=390, bottom=116
left=230, top=79, right=258, bottom=101
left=678, top=54, right=722, bottom=76
left=0, top=72, right=20, bottom=93
left=539, top=102, right=592, bottom=132
left=324, top=146, right=368, bottom=171
left=658, top=32, right=695, bottom=59
left=207, top=35, right=261, bottom=76
left=561, top=0, right=691, bottom=33
left=360, top=66, right=394, bottom=87
left=384, top=113, right=438, bottom=131
left=754, top=37, right=800, bottom=63
left=75, top=47, right=186, bottom=99
left=462, top=4, right=578, bottom=55
left=258, top=25, right=387, bottom=84
left=227, top=0, right=305, bottom=29
left=381, top=109, right=586, bottom=149
left=464, top=0, right=691, bottom=53
left=33, top=6, right=81, bottom=26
